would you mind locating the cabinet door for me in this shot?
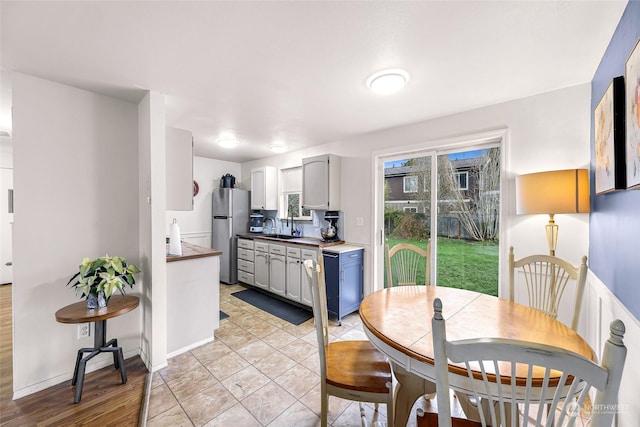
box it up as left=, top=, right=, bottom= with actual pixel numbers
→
left=251, top=168, right=266, bottom=209
left=302, top=156, right=329, bottom=210
left=340, top=256, right=364, bottom=315
left=254, top=251, right=270, bottom=290
left=269, top=254, right=286, bottom=297
left=300, top=249, right=318, bottom=306
left=286, top=257, right=302, bottom=302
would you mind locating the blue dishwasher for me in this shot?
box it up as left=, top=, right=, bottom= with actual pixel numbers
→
left=322, top=248, right=364, bottom=325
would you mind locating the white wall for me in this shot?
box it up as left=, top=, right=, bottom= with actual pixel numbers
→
left=11, top=73, right=141, bottom=397
left=138, top=91, right=168, bottom=372
left=166, top=156, right=242, bottom=248
left=242, top=83, right=592, bottom=297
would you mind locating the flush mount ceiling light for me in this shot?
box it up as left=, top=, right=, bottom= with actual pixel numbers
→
left=216, top=137, right=239, bottom=148
left=268, top=143, right=288, bottom=153
left=367, top=69, right=410, bottom=95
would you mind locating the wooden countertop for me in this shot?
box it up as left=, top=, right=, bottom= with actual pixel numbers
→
left=166, top=242, right=223, bottom=262
left=237, top=233, right=345, bottom=248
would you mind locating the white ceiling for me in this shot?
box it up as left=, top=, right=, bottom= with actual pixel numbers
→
left=0, top=1, right=627, bottom=163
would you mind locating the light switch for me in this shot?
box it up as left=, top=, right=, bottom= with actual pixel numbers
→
left=356, top=217, right=364, bottom=226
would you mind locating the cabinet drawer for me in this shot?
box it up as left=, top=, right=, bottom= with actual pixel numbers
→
left=255, top=241, right=269, bottom=252
left=342, top=250, right=363, bottom=263
left=238, top=271, right=254, bottom=286
left=301, top=249, right=318, bottom=260
left=237, top=248, right=254, bottom=261
left=269, top=244, right=286, bottom=255
left=286, top=246, right=301, bottom=258
left=238, top=239, right=254, bottom=250
left=238, top=260, right=254, bottom=274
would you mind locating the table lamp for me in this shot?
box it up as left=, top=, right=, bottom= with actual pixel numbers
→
left=515, top=169, right=590, bottom=256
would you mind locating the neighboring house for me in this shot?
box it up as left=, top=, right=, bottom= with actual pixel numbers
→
left=385, top=157, right=501, bottom=240
left=384, top=158, right=478, bottom=213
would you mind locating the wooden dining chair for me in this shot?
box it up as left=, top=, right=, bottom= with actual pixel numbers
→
left=425, top=298, right=627, bottom=427
left=386, top=238, right=430, bottom=286
left=303, top=258, right=394, bottom=427
left=509, top=246, right=587, bottom=331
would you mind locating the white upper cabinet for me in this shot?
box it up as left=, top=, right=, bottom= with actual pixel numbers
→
left=251, top=166, right=278, bottom=210
left=166, top=127, right=193, bottom=211
left=302, top=154, right=341, bottom=210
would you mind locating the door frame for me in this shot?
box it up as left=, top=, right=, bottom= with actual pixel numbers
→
left=372, top=129, right=511, bottom=295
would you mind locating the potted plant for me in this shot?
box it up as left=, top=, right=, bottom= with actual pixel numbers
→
left=67, top=255, right=140, bottom=309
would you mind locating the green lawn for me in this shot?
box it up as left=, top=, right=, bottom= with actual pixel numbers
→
left=385, top=237, right=498, bottom=296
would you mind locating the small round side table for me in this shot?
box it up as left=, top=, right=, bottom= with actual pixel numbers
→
left=55, top=295, right=139, bottom=403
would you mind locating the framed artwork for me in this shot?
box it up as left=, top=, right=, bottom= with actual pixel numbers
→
left=594, top=76, right=626, bottom=195
left=626, top=37, right=640, bottom=189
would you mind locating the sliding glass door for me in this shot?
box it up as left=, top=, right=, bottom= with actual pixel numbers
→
left=382, top=145, right=500, bottom=295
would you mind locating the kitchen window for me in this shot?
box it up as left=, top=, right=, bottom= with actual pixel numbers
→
left=281, top=166, right=311, bottom=220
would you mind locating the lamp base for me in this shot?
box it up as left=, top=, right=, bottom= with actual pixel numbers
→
left=545, top=214, right=558, bottom=256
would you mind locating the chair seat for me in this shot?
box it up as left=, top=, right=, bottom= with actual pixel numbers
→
left=326, top=340, right=392, bottom=394
left=417, top=411, right=481, bottom=427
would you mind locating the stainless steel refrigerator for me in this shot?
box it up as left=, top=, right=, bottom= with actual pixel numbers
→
left=212, top=188, right=250, bottom=284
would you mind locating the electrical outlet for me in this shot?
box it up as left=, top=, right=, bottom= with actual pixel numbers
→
left=77, top=323, right=90, bottom=339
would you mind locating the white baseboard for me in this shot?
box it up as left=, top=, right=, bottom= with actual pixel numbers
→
left=166, top=336, right=215, bottom=359
left=13, top=348, right=140, bottom=400
left=583, top=269, right=639, bottom=427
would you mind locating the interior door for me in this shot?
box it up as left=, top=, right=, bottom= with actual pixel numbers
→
left=0, top=168, right=13, bottom=284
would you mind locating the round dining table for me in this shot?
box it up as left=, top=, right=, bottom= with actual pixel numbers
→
left=359, top=286, right=595, bottom=427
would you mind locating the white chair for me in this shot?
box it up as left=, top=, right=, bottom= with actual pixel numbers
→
left=509, top=246, right=587, bottom=331
left=426, top=298, right=627, bottom=427
left=386, top=239, right=431, bottom=286
left=303, top=258, right=394, bottom=427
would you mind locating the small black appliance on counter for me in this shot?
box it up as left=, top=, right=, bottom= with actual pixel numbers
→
left=220, top=173, right=236, bottom=188
left=321, top=211, right=340, bottom=242
left=250, top=213, right=264, bottom=232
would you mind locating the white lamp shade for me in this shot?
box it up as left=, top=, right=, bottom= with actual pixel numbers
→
left=516, top=169, right=590, bottom=215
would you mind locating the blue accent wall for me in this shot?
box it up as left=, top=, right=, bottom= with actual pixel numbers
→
left=590, top=0, right=640, bottom=321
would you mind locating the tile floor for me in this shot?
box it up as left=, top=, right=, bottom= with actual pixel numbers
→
left=146, top=283, right=430, bottom=426
left=146, top=284, right=593, bottom=427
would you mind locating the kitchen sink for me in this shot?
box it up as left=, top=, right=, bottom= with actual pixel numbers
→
left=264, top=234, right=299, bottom=240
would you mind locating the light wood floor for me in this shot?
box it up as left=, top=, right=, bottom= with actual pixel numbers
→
left=0, top=284, right=148, bottom=426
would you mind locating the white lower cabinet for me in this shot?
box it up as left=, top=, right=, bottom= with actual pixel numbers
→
left=254, top=241, right=270, bottom=290
left=237, top=238, right=318, bottom=307
left=299, top=248, right=318, bottom=306
left=284, top=245, right=318, bottom=306
left=286, top=247, right=302, bottom=302
left=269, top=243, right=286, bottom=297
left=237, top=239, right=255, bottom=286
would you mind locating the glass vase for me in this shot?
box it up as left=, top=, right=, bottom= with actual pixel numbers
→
left=86, top=291, right=107, bottom=309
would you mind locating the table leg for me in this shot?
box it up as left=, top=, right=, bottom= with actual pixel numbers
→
left=391, top=362, right=436, bottom=427
left=70, top=320, right=127, bottom=403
